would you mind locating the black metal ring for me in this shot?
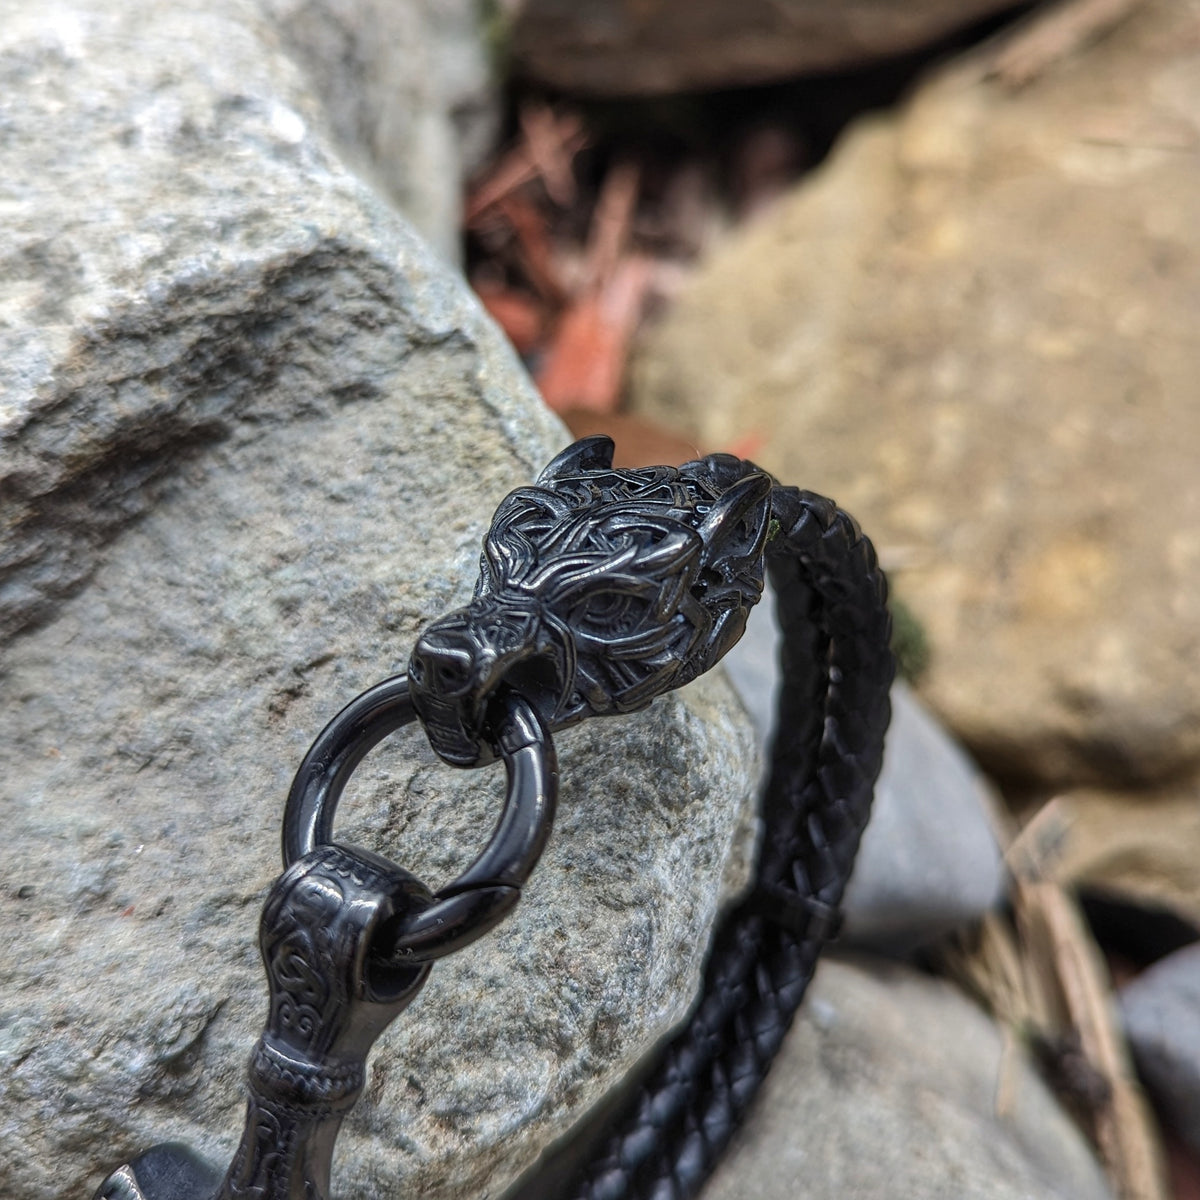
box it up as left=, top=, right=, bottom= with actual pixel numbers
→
left=283, top=674, right=558, bottom=963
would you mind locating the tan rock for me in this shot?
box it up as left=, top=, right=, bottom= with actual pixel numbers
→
left=633, top=0, right=1200, bottom=787
left=1025, top=786, right=1200, bottom=929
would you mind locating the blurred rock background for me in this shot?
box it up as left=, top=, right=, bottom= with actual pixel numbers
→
left=3, top=0, right=1199, bottom=1198
left=473, top=1, right=1200, bottom=1196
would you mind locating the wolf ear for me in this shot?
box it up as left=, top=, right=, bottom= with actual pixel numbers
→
left=536, top=436, right=616, bottom=486
left=698, top=471, right=772, bottom=566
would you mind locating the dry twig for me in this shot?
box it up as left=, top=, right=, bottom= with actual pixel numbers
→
left=1014, top=877, right=1168, bottom=1200
left=944, top=798, right=1170, bottom=1200
left=985, top=0, right=1151, bottom=89
left=465, top=107, right=587, bottom=223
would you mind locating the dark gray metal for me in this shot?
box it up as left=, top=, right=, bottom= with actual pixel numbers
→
left=409, top=435, right=772, bottom=767
left=214, top=844, right=432, bottom=1200
left=283, top=678, right=558, bottom=963
left=94, top=1144, right=222, bottom=1200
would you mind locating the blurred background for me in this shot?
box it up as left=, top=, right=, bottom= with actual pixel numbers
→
left=442, top=1, right=1200, bottom=1196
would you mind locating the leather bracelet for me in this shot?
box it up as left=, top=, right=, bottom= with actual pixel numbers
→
left=92, top=435, right=893, bottom=1200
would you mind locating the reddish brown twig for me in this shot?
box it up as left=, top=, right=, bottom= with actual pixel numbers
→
left=465, top=106, right=587, bottom=224
left=536, top=255, right=653, bottom=414
left=519, top=103, right=580, bottom=208
left=584, top=161, right=641, bottom=289
left=498, top=193, right=569, bottom=304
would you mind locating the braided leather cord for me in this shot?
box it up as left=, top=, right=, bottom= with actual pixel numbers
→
left=562, top=486, right=895, bottom=1200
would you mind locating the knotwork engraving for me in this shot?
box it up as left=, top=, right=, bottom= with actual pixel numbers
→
left=409, top=435, right=774, bottom=766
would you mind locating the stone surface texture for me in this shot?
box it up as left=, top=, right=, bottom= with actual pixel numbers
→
left=261, top=0, right=495, bottom=262
left=1121, top=942, right=1200, bottom=1158
left=1047, top=786, right=1200, bottom=931
left=842, top=680, right=1006, bottom=950
left=0, top=4, right=759, bottom=1199
left=701, top=956, right=1113, bottom=1200
left=724, top=588, right=1007, bottom=951
left=508, top=0, right=1020, bottom=96
left=632, top=0, right=1200, bottom=791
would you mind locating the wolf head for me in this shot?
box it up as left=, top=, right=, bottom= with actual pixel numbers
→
left=409, top=436, right=772, bottom=767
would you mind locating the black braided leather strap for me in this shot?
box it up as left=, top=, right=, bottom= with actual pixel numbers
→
left=563, top=486, right=894, bottom=1200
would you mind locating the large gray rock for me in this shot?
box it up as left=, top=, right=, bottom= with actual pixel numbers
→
left=724, top=588, right=1006, bottom=950
left=703, top=957, right=1114, bottom=1200
left=0, top=4, right=759, bottom=1198
left=1122, top=942, right=1200, bottom=1156
left=632, top=0, right=1200, bottom=791
left=262, top=0, right=496, bottom=262
left=508, top=0, right=1021, bottom=96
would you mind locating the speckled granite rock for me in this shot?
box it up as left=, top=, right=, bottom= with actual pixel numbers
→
left=702, top=957, right=1114, bottom=1200
left=632, top=0, right=1200, bottom=791
left=0, top=4, right=759, bottom=1198
left=262, top=0, right=495, bottom=261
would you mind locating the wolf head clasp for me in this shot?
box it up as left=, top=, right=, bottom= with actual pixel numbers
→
left=408, top=435, right=773, bottom=767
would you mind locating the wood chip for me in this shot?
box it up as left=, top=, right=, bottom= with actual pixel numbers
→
left=498, top=193, right=569, bottom=304
left=471, top=281, right=546, bottom=355
left=584, top=161, right=641, bottom=290
left=465, top=145, right=539, bottom=225
left=535, top=255, right=652, bottom=415
left=558, top=410, right=701, bottom=468
left=465, top=115, right=588, bottom=224
left=519, top=103, right=582, bottom=208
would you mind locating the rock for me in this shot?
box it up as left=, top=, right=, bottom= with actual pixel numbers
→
left=843, top=682, right=1007, bottom=949
left=1122, top=943, right=1200, bottom=1158
left=0, top=5, right=760, bottom=1199
left=724, top=586, right=1007, bottom=950
left=262, top=0, right=496, bottom=262
left=632, top=0, right=1200, bottom=790
left=0, top=0, right=496, bottom=644
left=701, top=956, right=1113, bottom=1200
left=1030, top=785, right=1200, bottom=932
left=507, top=0, right=1020, bottom=97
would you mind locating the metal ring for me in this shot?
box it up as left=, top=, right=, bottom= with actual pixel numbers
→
left=283, top=674, right=558, bottom=962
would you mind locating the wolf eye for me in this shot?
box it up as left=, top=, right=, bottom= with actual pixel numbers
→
left=572, top=591, right=644, bottom=636
left=582, top=592, right=625, bottom=620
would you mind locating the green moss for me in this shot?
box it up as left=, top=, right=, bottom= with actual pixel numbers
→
left=890, top=594, right=931, bottom=684
left=479, top=0, right=511, bottom=76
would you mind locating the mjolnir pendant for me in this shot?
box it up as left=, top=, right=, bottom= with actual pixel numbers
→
left=92, top=436, right=893, bottom=1200
left=95, top=677, right=556, bottom=1200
